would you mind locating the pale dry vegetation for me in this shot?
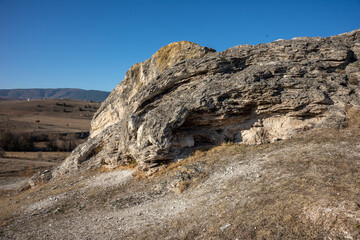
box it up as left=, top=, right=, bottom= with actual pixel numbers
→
left=123, top=127, right=360, bottom=239
left=1, top=121, right=360, bottom=239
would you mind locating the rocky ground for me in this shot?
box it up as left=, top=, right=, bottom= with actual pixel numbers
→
left=1, top=123, right=359, bottom=239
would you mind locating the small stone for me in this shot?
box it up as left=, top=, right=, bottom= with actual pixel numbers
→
left=220, top=223, right=231, bottom=231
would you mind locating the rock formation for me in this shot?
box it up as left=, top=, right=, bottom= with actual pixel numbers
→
left=48, top=30, right=360, bottom=180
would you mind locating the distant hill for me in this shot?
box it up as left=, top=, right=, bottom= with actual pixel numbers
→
left=0, top=88, right=110, bottom=102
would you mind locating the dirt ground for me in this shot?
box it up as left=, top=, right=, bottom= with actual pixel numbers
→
left=0, top=152, right=70, bottom=198
left=0, top=126, right=359, bottom=239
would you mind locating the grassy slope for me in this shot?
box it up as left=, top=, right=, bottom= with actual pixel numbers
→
left=1, top=123, right=359, bottom=239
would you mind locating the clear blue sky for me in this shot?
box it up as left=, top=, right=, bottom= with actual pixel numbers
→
left=1, top=0, right=359, bottom=91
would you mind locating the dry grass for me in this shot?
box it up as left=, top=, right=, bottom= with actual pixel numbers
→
left=0, top=179, right=53, bottom=225
left=0, top=168, right=94, bottom=218
left=150, top=141, right=254, bottom=179
left=1, top=121, right=360, bottom=239
left=91, top=162, right=138, bottom=174
left=0, top=99, right=99, bottom=133
left=126, top=127, right=360, bottom=239
left=345, top=105, right=360, bottom=127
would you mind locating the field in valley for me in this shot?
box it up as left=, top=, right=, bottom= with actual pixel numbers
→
left=0, top=99, right=100, bottom=195
left=0, top=99, right=100, bottom=133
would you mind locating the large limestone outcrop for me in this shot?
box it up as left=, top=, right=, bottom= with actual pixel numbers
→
left=50, top=30, right=360, bottom=179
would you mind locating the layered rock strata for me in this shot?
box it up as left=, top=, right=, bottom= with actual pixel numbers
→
left=50, top=30, right=360, bottom=178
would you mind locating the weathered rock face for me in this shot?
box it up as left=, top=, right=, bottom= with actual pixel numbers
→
left=52, top=30, right=360, bottom=178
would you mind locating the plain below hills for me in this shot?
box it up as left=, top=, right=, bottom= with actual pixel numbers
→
left=0, top=99, right=101, bottom=184
left=0, top=88, right=110, bottom=102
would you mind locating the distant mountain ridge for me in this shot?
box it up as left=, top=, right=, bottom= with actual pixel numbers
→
left=0, top=88, right=110, bottom=102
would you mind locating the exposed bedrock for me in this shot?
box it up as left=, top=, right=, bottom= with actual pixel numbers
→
left=49, top=30, right=360, bottom=179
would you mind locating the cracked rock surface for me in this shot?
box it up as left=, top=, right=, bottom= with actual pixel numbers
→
left=50, top=30, right=360, bottom=179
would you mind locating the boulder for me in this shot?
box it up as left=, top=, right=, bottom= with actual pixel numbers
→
left=50, top=29, right=360, bottom=179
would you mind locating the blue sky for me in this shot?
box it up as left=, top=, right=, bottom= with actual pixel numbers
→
left=0, top=0, right=359, bottom=91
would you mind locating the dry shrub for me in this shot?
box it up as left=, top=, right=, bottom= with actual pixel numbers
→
left=0, top=131, right=34, bottom=151
left=0, top=148, right=4, bottom=157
